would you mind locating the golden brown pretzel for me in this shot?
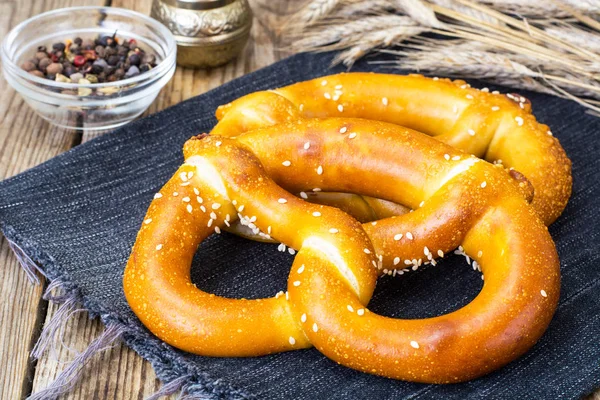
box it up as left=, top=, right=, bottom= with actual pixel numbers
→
left=124, top=118, right=560, bottom=383
left=212, top=73, right=572, bottom=226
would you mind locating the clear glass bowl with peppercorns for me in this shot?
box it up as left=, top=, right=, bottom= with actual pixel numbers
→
left=1, top=6, right=176, bottom=131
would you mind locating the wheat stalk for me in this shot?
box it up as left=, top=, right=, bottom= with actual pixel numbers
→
left=285, top=0, right=600, bottom=112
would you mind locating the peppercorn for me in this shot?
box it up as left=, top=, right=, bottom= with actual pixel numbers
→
left=35, top=51, right=48, bottom=60
left=107, top=55, right=120, bottom=66
left=128, top=53, right=140, bottom=66
left=73, top=55, right=86, bottom=67
left=46, top=62, right=63, bottom=75
left=139, top=64, right=150, bottom=73
left=29, top=70, right=44, bottom=78
left=21, top=60, right=37, bottom=71
left=38, top=58, right=52, bottom=71
left=74, top=37, right=83, bottom=46
left=52, top=42, right=66, bottom=52
left=37, top=45, right=47, bottom=52
left=64, top=66, right=77, bottom=77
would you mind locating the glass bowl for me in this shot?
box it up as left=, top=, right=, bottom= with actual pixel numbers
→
left=1, top=6, right=177, bottom=131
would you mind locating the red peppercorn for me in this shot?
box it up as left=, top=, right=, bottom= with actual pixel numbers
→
left=128, top=39, right=137, bottom=47
left=50, top=53, right=59, bottom=62
left=73, top=55, right=86, bottom=67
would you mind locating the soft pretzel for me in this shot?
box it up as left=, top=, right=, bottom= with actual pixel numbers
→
left=124, top=118, right=560, bottom=383
left=212, top=73, right=572, bottom=226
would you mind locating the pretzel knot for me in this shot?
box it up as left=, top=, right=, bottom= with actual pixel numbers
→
left=124, top=118, right=560, bottom=383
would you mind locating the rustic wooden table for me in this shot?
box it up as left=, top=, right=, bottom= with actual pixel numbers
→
left=1, top=1, right=599, bottom=399
left=0, top=0, right=294, bottom=398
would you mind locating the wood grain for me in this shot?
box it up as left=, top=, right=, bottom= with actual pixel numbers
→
left=29, top=0, right=295, bottom=398
left=0, top=1, right=104, bottom=399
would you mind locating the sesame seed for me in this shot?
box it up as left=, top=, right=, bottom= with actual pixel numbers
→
left=304, top=142, right=311, bottom=150
left=393, top=257, right=400, bottom=265
left=321, top=80, right=327, bottom=86
left=477, top=250, right=483, bottom=258
left=182, top=197, right=190, bottom=203
left=299, top=104, right=304, bottom=111
left=200, top=205, right=206, bottom=212
left=547, top=130, right=553, bottom=136
left=444, top=154, right=450, bottom=160
left=437, top=250, right=444, bottom=257
left=348, top=133, right=357, bottom=139
left=357, top=308, right=365, bottom=316
left=154, top=193, right=163, bottom=199
left=144, top=218, right=152, bottom=225
left=289, top=336, right=296, bottom=345
left=347, top=305, right=354, bottom=312
left=340, top=126, right=347, bottom=134
left=282, top=160, right=291, bottom=167
left=433, top=77, right=439, bottom=81
left=293, top=281, right=301, bottom=287
left=324, top=92, right=331, bottom=99
left=300, top=192, right=308, bottom=199
left=424, top=246, right=430, bottom=256
left=180, top=172, right=188, bottom=181
left=278, top=198, right=288, bottom=204
left=313, top=188, right=322, bottom=192
left=289, top=248, right=296, bottom=255
left=313, top=211, right=321, bottom=217
left=173, top=192, right=178, bottom=197
left=335, top=84, right=343, bottom=89
left=215, top=227, right=221, bottom=234
left=329, top=228, right=339, bottom=234
left=515, top=116, right=524, bottom=126
left=215, top=141, right=221, bottom=147
left=286, top=291, right=289, bottom=300
left=481, top=181, right=487, bottom=188
left=210, top=212, right=217, bottom=220
left=207, top=219, right=213, bottom=227
left=394, top=234, right=403, bottom=241
left=312, top=323, right=318, bottom=332
left=364, top=248, right=371, bottom=254
left=481, top=87, right=489, bottom=92
left=197, top=196, right=203, bottom=203
left=466, top=94, right=474, bottom=99
left=193, top=188, right=200, bottom=195
left=186, top=204, right=193, bottom=213
left=301, top=313, right=307, bottom=323
left=491, top=106, right=500, bottom=111
left=419, top=201, right=425, bottom=208
left=278, top=243, right=286, bottom=252
left=238, top=205, right=245, bottom=212
left=317, top=165, right=323, bottom=175
left=382, top=97, right=388, bottom=106
left=492, top=90, right=500, bottom=94
left=156, top=244, right=163, bottom=251
left=452, top=155, right=461, bottom=161
left=406, top=232, right=414, bottom=240
left=371, top=221, right=377, bottom=226
left=404, top=259, right=412, bottom=265
left=410, top=341, right=420, bottom=349
left=224, top=220, right=230, bottom=227
left=541, top=289, right=548, bottom=297
left=468, top=129, right=475, bottom=136
left=298, top=264, right=305, bottom=274
left=267, top=226, right=272, bottom=234
left=275, top=291, right=283, bottom=299
left=337, top=104, right=344, bottom=112
left=187, top=171, right=194, bottom=179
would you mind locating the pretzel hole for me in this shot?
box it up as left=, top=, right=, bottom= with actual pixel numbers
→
left=368, top=253, right=483, bottom=319
left=190, top=233, right=293, bottom=299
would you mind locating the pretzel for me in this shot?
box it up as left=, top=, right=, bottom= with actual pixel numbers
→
left=124, top=118, right=560, bottom=383
left=212, top=73, right=572, bottom=226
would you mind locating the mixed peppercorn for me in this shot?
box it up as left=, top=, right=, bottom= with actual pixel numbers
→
left=21, top=33, right=158, bottom=92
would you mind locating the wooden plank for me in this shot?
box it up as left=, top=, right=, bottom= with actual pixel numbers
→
left=0, top=1, right=106, bottom=399
left=30, top=1, right=295, bottom=398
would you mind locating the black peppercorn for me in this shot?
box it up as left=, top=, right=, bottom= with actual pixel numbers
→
left=139, top=64, right=150, bottom=73
left=52, top=42, right=66, bottom=52
left=107, top=55, right=120, bottom=66
left=128, top=53, right=141, bottom=66
left=74, top=37, right=83, bottom=46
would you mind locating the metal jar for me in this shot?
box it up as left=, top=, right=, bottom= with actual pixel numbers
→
left=150, top=0, right=252, bottom=68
